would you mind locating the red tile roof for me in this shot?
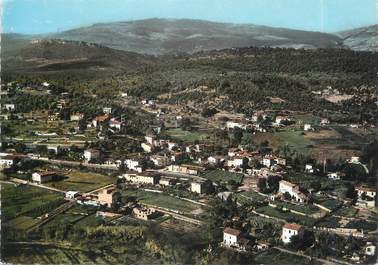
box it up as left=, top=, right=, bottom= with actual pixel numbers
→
left=224, top=227, right=241, bottom=237
left=283, top=223, right=302, bottom=231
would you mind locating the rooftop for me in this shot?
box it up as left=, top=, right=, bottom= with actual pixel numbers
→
left=224, top=227, right=241, bottom=237
left=283, top=223, right=302, bottom=231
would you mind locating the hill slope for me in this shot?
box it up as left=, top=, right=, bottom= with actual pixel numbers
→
left=52, top=18, right=343, bottom=55
left=1, top=38, right=155, bottom=73
left=338, top=24, right=378, bottom=52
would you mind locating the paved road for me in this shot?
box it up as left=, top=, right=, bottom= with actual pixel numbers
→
left=26, top=201, right=76, bottom=232
left=140, top=202, right=203, bottom=225
left=82, top=183, right=115, bottom=196
left=147, top=169, right=206, bottom=181
left=10, top=178, right=66, bottom=194
left=273, top=247, right=353, bottom=265
left=29, top=156, right=119, bottom=171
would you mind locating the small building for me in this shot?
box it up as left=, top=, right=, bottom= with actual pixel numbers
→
left=97, top=188, right=120, bottom=208
left=47, top=145, right=60, bottom=154
left=159, top=177, right=177, bottom=187
left=279, top=180, right=307, bottom=203
left=109, top=118, right=123, bottom=130
left=365, top=242, right=376, bottom=256
left=122, top=172, right=159, bottom=185
left=320, top=118, right=330, bottom=126
left=275, top=116, right=288, bottom=125
left=70, top=112, right=84, bottom=121
left=304, top=124, right=312, bottom=131
left=84, top=149, right=101, bottom=162
left=4, top=104, right=15, bottom=111
left=327, top=172, right=344, bottom=180
left=207, top=155, right=224, bottom=165
left=356, top=187, right=376, bottom=199
left=141, top=143, right=154, bottom=153
left=191, top=181, right=205, bottom=194
left=91, top=114, right=110, bottom=128
left=124, top=158, right=142, bottom=172
left=262, top=157, right=275, bottom=168
left=66, top=191, right=79, bottom=199
left=32, top=171, right=56, bottom=184
left=133, top=206, right=158, bottom=220
left=227, top=157, right=245, bottom=168
left=0, top=155, right=18, bottom=168
left=281, top=223, right=304, bottom=244
left=223, top=227, right=241, bottom=247
left=167, top=164, right=203, bottom=176
left=223, top=227, right=251, bottom=251
left=305, top=164, right=314, bottom=173
left=102, top=107, right=112, bottom=114
left=150, top=155, right=171, bottom=167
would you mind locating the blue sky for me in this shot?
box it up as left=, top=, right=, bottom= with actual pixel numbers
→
left=3, top=0, right=378, bottom=34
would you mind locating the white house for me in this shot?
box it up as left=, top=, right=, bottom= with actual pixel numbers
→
left=109, top=118, right=123, bottom=130
left=0, top=155, right=17, bottom=168
left=227, top=157, right=244, bottom=168
left=208, top=156, right=224, bottom=165
left=191, top=181, right=205, bottom=194
left=32, top=171, right=56, bottom=184
left=320, top=118, right=330, bottom=126
left=226, top=121, right=246, bottom=130
left=102, top=107, right=112, bottom=114
left=124, top=158, right=141, bottom=171
left=304, top=124, right=312, bottom=131
left=70, top=112, right=84, bottom=121
left=281, top=223, right=304, bottom=244
left=84, top=149, right=100, bottom=162
left=223, top=227, right=241, bottom=247
left=66, top=191, right=79, bottom=199
left=141, top=143, right=154, bottom=153
left=223, top=227, right=250, bottom=251
left=275, top=116, right=288, bottom=125
left=122, top=172, right=159, bottom=185
left=4, top=104, right=15, bottom=111
left=349, top=156, right=360, bottom=163
left=356, top=187, right=376, bottom=200
left=365, top=242, right=376, bottom=256
left=305, top=164, right=314, bottom=173
left=279, top=180, right=307, bottom=203
left=262, top=157, right=275, bottom=168
left=150, top=155, right=171, bottom=167
left=327, top=172, right=343, bottom=180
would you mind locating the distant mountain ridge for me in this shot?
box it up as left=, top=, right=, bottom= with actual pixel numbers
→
left=2, top=19, right=377, bottom=71
left=50, top=18, right=344, bottom=54
left=337, top=24, right=378, bottom=52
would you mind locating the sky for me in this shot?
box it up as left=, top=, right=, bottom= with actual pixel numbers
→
left=2, top=0, right=378, bottom=34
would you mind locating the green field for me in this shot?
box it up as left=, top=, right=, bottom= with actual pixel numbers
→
left=253, top=248, right=321, bottom=265
left=6, top=216, right=40, bottom=230
left=122, top=189, right=200, bottom=213
left=315, top=198, right=343, bottom=212
left=202, top=170, right=244, bottom=184
left=46, top=170, right=115, bottom=192
left=274, top=131, right=314, bottom=155
left=256, top=205, right=317, bottom=226
left=272, top=201, right=320, bottom=215
left=165, top=128, right=211, bottom=143
left=2, top=184, right=64, bottom=222
left=236, top=191, right=267, bottom=204
left=333, top=206, right=358, bottom=217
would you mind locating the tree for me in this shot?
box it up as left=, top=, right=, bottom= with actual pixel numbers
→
left=310, top=180, right=321, bottom=191
left=345, top=183, right=357, bottom=203
left=257, top=178, right=267, bottom=193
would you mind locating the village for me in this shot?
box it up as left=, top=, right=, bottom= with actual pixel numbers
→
left=1, top=79, right=377, bottom=264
